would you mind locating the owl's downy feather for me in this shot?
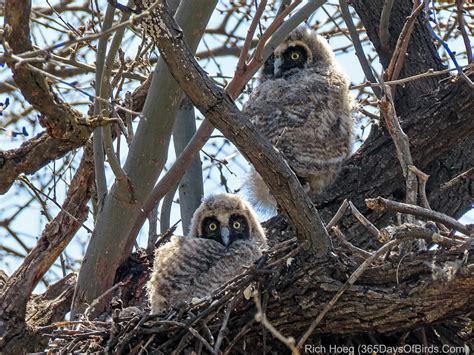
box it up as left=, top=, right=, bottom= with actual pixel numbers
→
left=147, top=194, right=266, bottom=314
left=243, top=27, right=353, bottom=211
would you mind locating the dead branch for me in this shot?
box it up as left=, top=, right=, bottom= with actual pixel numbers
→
left=0, top=144, right=94, bottom=352
left=132, top=0, right=330, bottom=254
left=42, top=222, right=474, bottom=353
left=366, top=196, right=474, bottom=236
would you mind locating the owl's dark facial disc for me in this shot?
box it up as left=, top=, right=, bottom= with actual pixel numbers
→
left=262, top=54, right=275, bottom=79
left=228, top=214, right=250, bottom=243
left=201, top=217, right=221, bottom=242
left=274, top=45, right=309, bottom=78
left=199, top=215, right=249, bottom=247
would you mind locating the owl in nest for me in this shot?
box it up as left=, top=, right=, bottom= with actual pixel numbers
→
left=243, top=27, right=353, bottom=211
left=147, top=193, right=266, bottom=314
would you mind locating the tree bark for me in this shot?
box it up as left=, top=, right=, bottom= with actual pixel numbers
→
left=0, top=144, right=94, bottom=353
left=0, top=274, right=77, bottom=354
left=41, top=224, right=474, bottom=353
left=316, top=71, right=473, bottom=249
left=71, top=0, right=218, bottom=318
left=312, top=0, right=474, bottom=248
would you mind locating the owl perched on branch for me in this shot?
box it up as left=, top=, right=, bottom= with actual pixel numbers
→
left=244, top=27, right=353, bottom=211
left=147, top=194, right=266, bottom=314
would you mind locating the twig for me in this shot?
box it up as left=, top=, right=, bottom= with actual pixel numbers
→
left=213, top=297, right=238, bottom=354
left=350, top=66, right=468, bottom=90
left=235, top=0, right=267, bottom=77
left=429, top=22, right=474, bottom=88
left=379, top=0, right=395, bottom=51
left=325, top=199, right=349, bottom=231
left=366, top=197, right=473, bottom=237
left=19, top=176, right=53, bottom=222
left=182, top=326, right=215, bottom=353
left=379, top=83, right=418, bottom=217
left=254, top=292, right=300, bottom=355
left=379, top=223, right=462, bottom=248
left=18, top=176, right=92, bottom=233
left=254, top=0, right=302, bottom=62
left=386, top=1, right=424, bottom=81
left=113, top=315, right=148, bottom=354
left=455, top=0, right=473, bottom=64
left=408, top=165, right=431, bottom=209
left=36, top=320, right=110, bottom=332
left=331, top=226, right=372, bottom=259
left=339, top=0, right=381, bottom=98
left=159, top=184, right=178, bottom=234
left=349, top=201, right=380, bottom=237
left=266, top=244, right=304, bottom=268
left=84, top=282, right=125, bottom=320
left=222, top=320, right=253, bottom=355
left=102, top=122, right=129, bottom=182
left=199, top=320, right=215, bottom=346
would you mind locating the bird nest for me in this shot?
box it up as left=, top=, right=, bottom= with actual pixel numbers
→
left=42, top=216, right=474, bottom=354
left=43, top=237, right=298, bottom=354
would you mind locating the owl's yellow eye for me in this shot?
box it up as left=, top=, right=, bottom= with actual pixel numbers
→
left=290, top=52, right=300, bottom=60
left=232, top=221, right=241, bottom=229
left=209, top=222, right=217, bottom=231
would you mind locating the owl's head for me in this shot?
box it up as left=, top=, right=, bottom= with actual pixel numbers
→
left=189, top=193, right=266, bottom=248
left=261, top=27, right=336, bottom=80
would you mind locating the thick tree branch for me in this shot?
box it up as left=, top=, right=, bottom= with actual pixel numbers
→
left=0, top=133, right=84, bottom=194
left=142, top=1, right=330, bottom=254
left=72, top=0, right=218, bottom=318
left=352, top=0, right=446, bottom=115
left=42, top=224, right=474, bottom=352
left=257, top=225, right=473, bottom=340
left=0, top=144, right=94, bottom=353
left=3, top=0, right=90, bottom=141
left=0, top=274, right=77, bottom=354
left=316, top=70, right=473, bottom=248
left=0, top=0, right=107, bottom=194
left=366, top=196, right=473, bottom=236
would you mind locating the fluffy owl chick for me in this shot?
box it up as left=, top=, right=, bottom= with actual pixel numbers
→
left=244, top=27, right=353, bottom=211
left=147, top=193, right=266, bottom=314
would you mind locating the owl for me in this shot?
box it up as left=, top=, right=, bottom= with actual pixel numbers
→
left=244, top=27, right=353, bottom=211
left=147, top=193, right=266, bottom=314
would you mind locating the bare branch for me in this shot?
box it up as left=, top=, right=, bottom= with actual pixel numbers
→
left=254, top=292, right=299, bottom=355
left=386, top=1, right=424, bottom=82
left=339, top=0, right=381, bottom=98
left=366, top=196, right=473, bottom=237
left=378, top=0, right=394, bottom=51
left=141, top=0, right=330, bottom=253
left=379, top=84, right=418, bottom=213
left=455, top=0, right=473, bottom=64
left=348, top=201, right=380, bottom=237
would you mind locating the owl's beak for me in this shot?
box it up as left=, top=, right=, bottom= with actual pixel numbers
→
left=274, top=57, right=283, bottom=78
left=221, top=227, right=230, bottom=246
